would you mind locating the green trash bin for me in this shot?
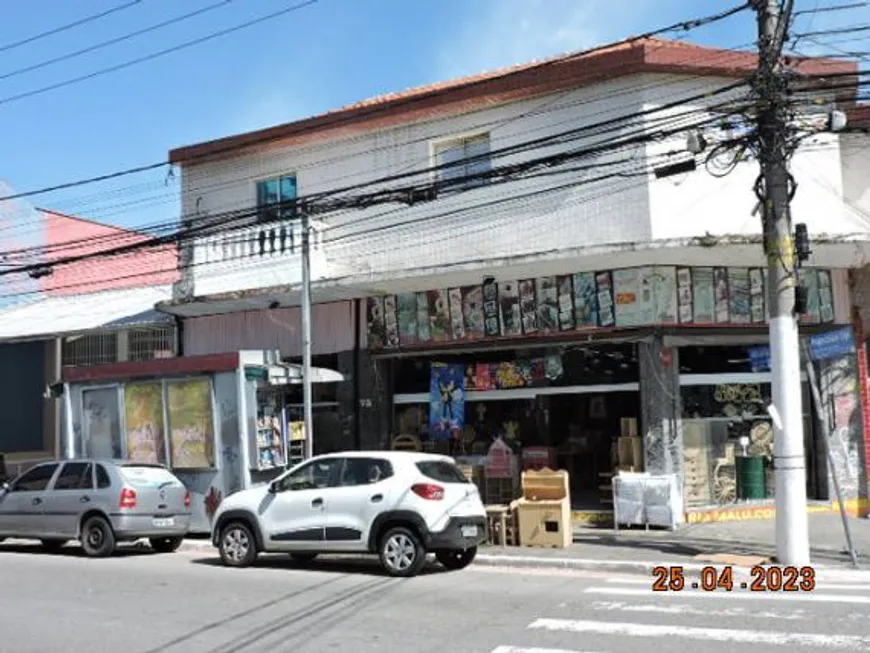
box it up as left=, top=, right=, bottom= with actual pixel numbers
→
left=735, top=455, right=766, bottom=500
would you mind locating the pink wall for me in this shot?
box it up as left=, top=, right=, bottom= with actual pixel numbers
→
left=40, top=210, right=179, bottom=296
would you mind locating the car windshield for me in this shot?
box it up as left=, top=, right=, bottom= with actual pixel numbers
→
left=416, top=460, right=470, bottom=484
left=120, top=465, right=181, bottom=489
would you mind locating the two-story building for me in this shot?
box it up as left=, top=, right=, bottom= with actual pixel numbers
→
left=0, top=188, right=179, bottom=474
left=158, top=38, right=870, bottom=520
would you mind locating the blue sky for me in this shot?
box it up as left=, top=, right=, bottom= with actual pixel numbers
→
left=0, top=0, right=863, bottom=232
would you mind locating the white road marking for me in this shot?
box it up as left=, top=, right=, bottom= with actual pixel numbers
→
left=584, top=585, right=870, bottom=603
left=529, top=618, right=870, bottom=649
left=586, top=599, right=809, bottom=620
left=491, top=647, right=598, bottom=653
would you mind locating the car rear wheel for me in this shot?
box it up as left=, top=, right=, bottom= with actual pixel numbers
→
left=149, top=536, right=183, bottom=553
left=219, top=522, right=257, bottom=568
left=289, top=552, right=319, bottom=563
left=80, top=516, right=116, bottom=558
left=436, top=546, right=477, bottom=570
left=379, top=526, right=427, bottom=578
left=41, top=539, right=68, bottom=553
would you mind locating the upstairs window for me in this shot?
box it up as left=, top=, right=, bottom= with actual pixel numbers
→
left=256, top=175, right=297, bottom=222
left=433, top=133, right=492, bottom=192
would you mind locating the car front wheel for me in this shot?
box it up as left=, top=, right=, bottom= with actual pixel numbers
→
left=150, top=536, right=183, bottom=553
left=379, top=526, right=427, bottom=578
left=219, top=522, right=258, bottom=568
left=436, top=546, right=477, bottom=570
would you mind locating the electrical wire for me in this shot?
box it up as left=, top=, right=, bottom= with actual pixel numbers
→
left=0, top=1, right=753, bottom=205
left=0, top=0, right=238, bottom=83
left=0, top=0, right=147, bottom=54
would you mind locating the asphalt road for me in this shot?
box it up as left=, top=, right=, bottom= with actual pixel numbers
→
left=1, top=542, right=869, bottom=653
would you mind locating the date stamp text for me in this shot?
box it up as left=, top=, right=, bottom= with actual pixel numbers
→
left=652, top=565, right=816, bottom=592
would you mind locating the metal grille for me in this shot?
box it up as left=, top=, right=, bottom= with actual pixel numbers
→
left=62, top=332, right=118, bottom=367
left=128, top=325, right=177, bottom=361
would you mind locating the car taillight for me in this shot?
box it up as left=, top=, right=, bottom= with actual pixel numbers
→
left=184, top=490, right=191, bottom=508
left=119, top=487, right=137, bottom=508
left=411, top=483, right=444, bottom=500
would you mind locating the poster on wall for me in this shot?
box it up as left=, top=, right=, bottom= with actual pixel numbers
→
left=366, top=297, right=386, bottom=349
left=714, top=267, right=730, bottom=323
left=818, top=269, right=834, bottom=323
left=82, top=387, right=122, bottom=459
left=519, top=279, right=538, bottom=334
left=749, top=268, right=765, bottom=323
left=416, top=292, right=431, bottom=342
left=383, top=295, right=399, bottom=347
left=448, top=287, right=465, bottom=340
left=728, top=268, right=751, bottom=324
left=167, top=379, right=215, bottom=468
left=556, top=275, right=574, bottom=331
left=396, top=293, right=418, bottom=345
left=461, top=285, right=486, bottom=339
left=429, top=363, right=465, bottom=441
left=612, top=268, right=642, bottom=327
left=482, top=280, right=501, bottom=337
left=427, top=289, right=451, bottom=342
left=650, top=266, right=678, bottom=324
left=124, top=382, right=166, bottom=465
left=692, top=267, right=715, bottom=323
left=676, top=267, right=693, bottom=324
left=596, top=271, right=615, bottom=326
left=498, top=281, right=522, bottom=336
left=572, top=272, right=598, bottom=327
left=799, top=268, right=821, bottom=325
left=535, top=276, right=559, bottom=333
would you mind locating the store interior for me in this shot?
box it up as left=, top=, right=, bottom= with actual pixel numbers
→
left=391, top=344, right=641, bottom=509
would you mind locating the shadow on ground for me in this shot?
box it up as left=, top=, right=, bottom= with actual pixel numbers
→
left=190, top=553, right=451, bottom=577
left=0, top=541, right=158, bottom=558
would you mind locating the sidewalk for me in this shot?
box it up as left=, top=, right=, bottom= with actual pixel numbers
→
left=180, top=512, right=870, bottom=579
left=471, top=512, right=870, bottom=577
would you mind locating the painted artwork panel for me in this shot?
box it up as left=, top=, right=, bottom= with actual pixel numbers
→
left=167, top=379, right=215, bottom=469
left=124, top=382, right=166, bottom=465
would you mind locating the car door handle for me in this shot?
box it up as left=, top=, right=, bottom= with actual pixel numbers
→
left=79, top=496, right=91, bottom=503
left=31, top=497, right=42, bottom=506
left=371, top=494, right=383, bottom=503
left=311, top=498, right=323, bottom=508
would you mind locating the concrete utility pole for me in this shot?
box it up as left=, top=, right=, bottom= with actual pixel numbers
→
left=301, top=212, right=315, bottom=459
left=753, top=0, right=810, bottom=565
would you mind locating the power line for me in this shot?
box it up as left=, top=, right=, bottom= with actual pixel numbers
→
left=0, top=0, right=237, bottom=83
left=0, top=0, right=147, bottom=54
left=0, top=1, right=752, bottom=205
left=0, top=0, right=319, bottom=109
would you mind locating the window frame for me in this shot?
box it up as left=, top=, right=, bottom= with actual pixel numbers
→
left=9, top=463, right=60, bottom=493
left=254, top=173, right=298, bottom=223
left=337, top=457, right=394, bottom=487
left=275, top=457, right=342, bottom=492
left=52, top=462, right=94, bottom=491
left=429, top=131, right=492, bottom=193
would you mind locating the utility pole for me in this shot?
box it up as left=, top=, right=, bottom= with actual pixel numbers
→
left=300, top=211, right=315, bottom=459
left=753, top=0, right=810, bottom=565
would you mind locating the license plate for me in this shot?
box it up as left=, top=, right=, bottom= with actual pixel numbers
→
left=153, top=518, right=174, bottom=528
left=460, top=525, right=478, bottom=537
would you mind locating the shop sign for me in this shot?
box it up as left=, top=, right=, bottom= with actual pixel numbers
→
left=808, top=327, right=855, bottom=362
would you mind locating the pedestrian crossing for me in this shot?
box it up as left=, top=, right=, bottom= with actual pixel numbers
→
left=487, top=575, right=870, bottom=653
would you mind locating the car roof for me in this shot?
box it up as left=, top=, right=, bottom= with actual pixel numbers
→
left=37, top=459, right=169, bottom=468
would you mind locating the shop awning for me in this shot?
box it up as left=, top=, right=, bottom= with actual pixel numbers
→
left=0, top=285, right=173, bottom=342
left=248, top=363, right=345, bottom=385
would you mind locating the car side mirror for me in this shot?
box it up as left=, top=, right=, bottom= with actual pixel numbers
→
left=268, top=481, right=278, bottom=494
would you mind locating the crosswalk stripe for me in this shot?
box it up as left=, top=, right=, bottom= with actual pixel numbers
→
left=587, top=599, right=810, bottom=620
left=490, top=647, right=594, bottom=653
left=528, top=618, right=870, bottom=649
left=584, top=585, right=870, bottom=603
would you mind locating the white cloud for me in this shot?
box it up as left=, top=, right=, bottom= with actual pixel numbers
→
left=436, top=0, right=645, bottom=80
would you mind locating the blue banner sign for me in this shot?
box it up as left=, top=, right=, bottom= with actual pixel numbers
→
left=808, top=327, right=855, bottom=362
left=748, top=345, right=771, bottom=372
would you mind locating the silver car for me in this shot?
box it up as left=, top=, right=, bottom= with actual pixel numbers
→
left=0, top=459, right=191, bottom=557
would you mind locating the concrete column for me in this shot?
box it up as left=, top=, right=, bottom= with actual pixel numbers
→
left=638, top=337, right=683, bottom=486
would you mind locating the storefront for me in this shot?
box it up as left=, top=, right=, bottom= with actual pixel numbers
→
left=365, top=264, right=863, bottom=518
left=57, top=350, right=343, bottom=533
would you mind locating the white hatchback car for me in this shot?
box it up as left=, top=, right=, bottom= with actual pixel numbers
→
left=211, top=451, right=487, bottom=577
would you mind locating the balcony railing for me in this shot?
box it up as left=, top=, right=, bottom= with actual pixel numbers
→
left=196, top=219, right=324, bottom=265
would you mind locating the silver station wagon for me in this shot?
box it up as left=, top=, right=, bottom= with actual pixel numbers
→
left=0, top=459, right=192, bottom=557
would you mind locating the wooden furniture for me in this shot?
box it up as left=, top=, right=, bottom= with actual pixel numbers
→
left=485, top=504, right=512, bottom=547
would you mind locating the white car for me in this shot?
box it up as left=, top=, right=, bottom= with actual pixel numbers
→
left=211, top=451, right=487, bottom=577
